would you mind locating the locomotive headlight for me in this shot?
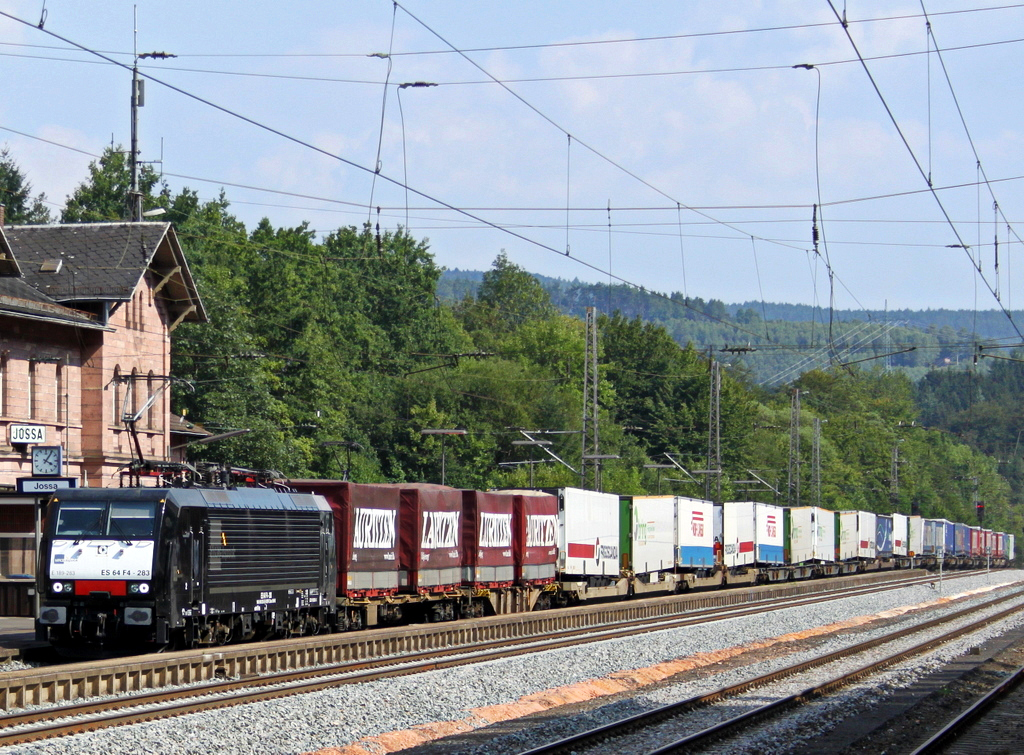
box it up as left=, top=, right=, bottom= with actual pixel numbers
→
left=128, top=582, right=151, bottom=595
left=138, top=582, right=150, bottom=594
left=51, top=581, right=63, bottom=593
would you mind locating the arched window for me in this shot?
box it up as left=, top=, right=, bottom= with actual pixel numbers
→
left=112, top=366, right=122, bottom=424
left=146, top=371, right=155, bottom=429
left=0, top=353, right=6, bottom=416
left=130, top=368, right=139, bottom=420
left=28, top=361, right=37, bottom=419
left=55, top=363, right=64, bottom=422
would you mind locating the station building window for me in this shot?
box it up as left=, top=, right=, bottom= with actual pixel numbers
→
left=27, top=361, right=36, bottom=419
left=55, top=363, right=64, bottom=423
left=112, top=365, right=121, bottom=424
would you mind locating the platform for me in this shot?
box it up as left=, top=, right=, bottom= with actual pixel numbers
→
left=0, top=616, right=41, bottom=663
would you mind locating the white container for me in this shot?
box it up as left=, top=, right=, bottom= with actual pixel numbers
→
left=629, top=496, right=676, bottom=574
left=754, top=502, right=785, bottom=564
left=855, top=511, right=877, bottom=558
left=786, top=506, right=835, bottom=563
left=715, top=501, right=784, bottom=567
left=891, top=513, right=909, bottom=557
left=715, top=501, right=755, bottom=569
left=837, top=510, right=859, bottom=561
left=559, top=487, right=621, bottom=577
left=839, top=510, right=877, bottom=559
left=907, top=515, right=922, bottom=557
left=675, top=496, right=715, bottom=568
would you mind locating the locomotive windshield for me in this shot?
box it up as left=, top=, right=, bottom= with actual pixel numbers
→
left=54, top=500, right=160, bottom=540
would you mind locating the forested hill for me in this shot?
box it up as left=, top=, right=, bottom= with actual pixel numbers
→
left=3, top=144, right=1020, bottom=551
left=439, top=270, right=1016, bottom=384
left=730, top=301, right=1024, bottom=341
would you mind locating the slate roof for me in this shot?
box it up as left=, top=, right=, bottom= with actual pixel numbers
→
left=2, top=222, right=206, bottom=325
left=0, top=276, right=106, bottom=329
left=0, top=226, right=106, bottom=329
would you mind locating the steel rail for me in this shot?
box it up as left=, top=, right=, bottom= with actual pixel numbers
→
left=907, top=664, right=1024, bottom=755
left=2, top=569, right=961, bottom=712
left=0, top=572, right=985, bottom=747
left=518, top=587, right=1024, bottom=755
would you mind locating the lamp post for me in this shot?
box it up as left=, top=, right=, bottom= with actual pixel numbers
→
left=512, top=439, right=552, bottom=487
left=643, top=463, right=675, bottom=495
left=582, top=453, right=619, bottom=492
left=396, top=81, right=437, bottom=229
left=421, top=429, right=467, bottom=485
left=321, top=440, right=364, bottom=481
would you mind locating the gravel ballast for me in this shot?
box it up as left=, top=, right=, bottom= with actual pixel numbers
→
left=4, top=571, right=1022, bottom=755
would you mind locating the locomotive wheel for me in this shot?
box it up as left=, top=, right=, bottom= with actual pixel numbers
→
left=347, top=609, right=365, bottom=631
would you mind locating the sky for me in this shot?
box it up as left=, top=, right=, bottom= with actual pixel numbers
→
left=1, top=1, right=1023, bottom=314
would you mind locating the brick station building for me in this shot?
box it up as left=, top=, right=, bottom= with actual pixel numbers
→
left=0, top=219, right=205, bottom=596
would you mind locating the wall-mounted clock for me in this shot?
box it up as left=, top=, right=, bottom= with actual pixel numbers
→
left=31, top=445, right=63, bottom=476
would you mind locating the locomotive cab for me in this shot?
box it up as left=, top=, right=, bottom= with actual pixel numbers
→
left=36, top=489, right=168, bottom=653
left=37, top=486, right=338, bottom=655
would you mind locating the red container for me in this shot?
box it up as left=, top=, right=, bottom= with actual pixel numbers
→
left=461, top=490, right=515, bottom=588
left=287, top=480, right=402, bottom=598
left=969, top=526, right=983, bottom=558
left=395, top=483, right=462, bottom=594
left=512, top=490, right=558, bottom=585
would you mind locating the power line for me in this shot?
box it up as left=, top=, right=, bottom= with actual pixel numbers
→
left=0, top=9, right=819, bottom=352
left=3, top=3, right=1020, bottom=59
left=826, top=0, right=1023, bottom=341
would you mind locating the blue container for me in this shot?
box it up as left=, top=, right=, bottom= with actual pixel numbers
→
left=942, top=519, right=956, bottom=555
left=876, top=515, right=894, bottom=558
left=954, top=522, right=969, bottom=557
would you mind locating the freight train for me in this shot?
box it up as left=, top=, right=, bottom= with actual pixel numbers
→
left=34, top=480, right=1015, bottom=654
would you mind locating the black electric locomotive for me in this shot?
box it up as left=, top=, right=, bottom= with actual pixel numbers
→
left=36, top=486, right=336, bottom=654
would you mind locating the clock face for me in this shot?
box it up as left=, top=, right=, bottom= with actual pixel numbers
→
left=32, top=446, right=62, bottom=476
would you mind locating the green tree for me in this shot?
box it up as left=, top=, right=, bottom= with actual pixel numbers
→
left=459, top=252, right=556, bottom=347
left=0, top=147, right=51, bottom=223
left=62, top=146, right=164, bottom=222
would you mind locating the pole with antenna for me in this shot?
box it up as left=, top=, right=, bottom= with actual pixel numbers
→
left=129, top=6, right=141, bottom=221
left=129, top=6, right=174, bottom=222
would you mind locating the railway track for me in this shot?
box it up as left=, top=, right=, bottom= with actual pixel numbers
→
left=908, top=663, right=1024, bottom=754
left=515, top=586, right=1024, bottom=755
left=0, top=570, right=996, bottom=747
left=2, top=569, right=956, bottom=710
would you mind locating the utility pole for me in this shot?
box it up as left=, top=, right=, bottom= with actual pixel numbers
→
left=706, top=359, right=721, bottom=502
left=812, top=417, right=822, bottom=506
left=890, top=442, right=901, bottom=511
left=788, top=388, right=802, bottom=505
left=581, top=307, right=599, bottom=489
left=129, top=9, right=174, bottom=221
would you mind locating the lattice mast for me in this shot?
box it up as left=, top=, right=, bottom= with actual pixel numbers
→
left=706, top=358, right=721, bottom=501
left=812, top=417, right=822, bottom=506
left=581, top=307, right=599, bottom=489
left=788, top=388, right=801, bottom=505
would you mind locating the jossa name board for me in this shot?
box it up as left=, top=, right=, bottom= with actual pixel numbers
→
left=9, top=425, right=46, bottom=443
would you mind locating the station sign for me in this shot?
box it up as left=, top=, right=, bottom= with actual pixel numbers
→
left=9, top=424, right=46, bottom=444
left=17, top=477, right=77, bottom=494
